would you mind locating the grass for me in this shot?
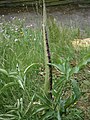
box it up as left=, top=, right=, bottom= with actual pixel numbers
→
left=0, top=17, right=90, bottom=119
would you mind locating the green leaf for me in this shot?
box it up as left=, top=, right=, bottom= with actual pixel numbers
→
left=64, top=94, right=75, bottom=109
left=48, top=63, right=59, bottom=71
left=16, top=76, right=24, bottom=90
left=9, top=75, right=17, bottom=79
left=32, top=105, right=48, bottom=115
left=0, top=68, right=8, bottom=76
left=53, top=77, right=65, bottom=90
left=42, top=111, right=54, bottom=120
left=0, top=114, right=15, bottom=117
left=78, top=53, right=90, bottom=69
left=71, top=79, right=81, bottom=99
left=9, top=71, right=17, bottom=75
left=0, top=82, right=17, bottom=94
left=57, top=110, right=61, bottom=120
left=66, top=68, right=71, bottom=80
left=0, top=117, right=4, bottom=120
left=64, top=79, right=81, bottom=110
left=18, top=79, right=24, bottom=90
left=36, top=92, right=52, bottom=108
left=54, top=85, right=63, bottom=102
left=70, top=53, right=90, bottom=76
left=24, top=63, right=39, bottom=74
left=83, top=80, right=90, bottom=86
left=70, top=66, right=79, bottom=76
left=0, top=117, right=16, bottom=120
left=24, top=94, right=35, bottom=116
left=48, top=63, right=64, bottom=73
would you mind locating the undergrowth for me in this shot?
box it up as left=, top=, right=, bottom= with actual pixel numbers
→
left=0, top=17, right=90, bottom=120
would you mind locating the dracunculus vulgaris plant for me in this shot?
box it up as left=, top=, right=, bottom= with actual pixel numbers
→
left=42, top=0, right=52, bottom=98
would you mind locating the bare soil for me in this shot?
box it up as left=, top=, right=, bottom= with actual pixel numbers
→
left=0, top=5, right=90, bottom=30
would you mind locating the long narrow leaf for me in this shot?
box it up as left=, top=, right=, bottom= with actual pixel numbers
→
left=64, top=79, right=81, bottom=109
left=32, top=105, right=48, bottom=116
left=71, top=79, right=81, bottom=99
left=57, top=110, right=61, bottom=120
left=0, top=82, right=17, bottom=94
left=42, top=111, right=54, bottom=120
left=24, top=94, right=35, bottom=116
left=78, top=53, right=90, bottom=69
left=0, top=68, right=8, bottom=76
left=24, top=63, right=41, bottom=74
left=36, top=93, right=52, bottom=108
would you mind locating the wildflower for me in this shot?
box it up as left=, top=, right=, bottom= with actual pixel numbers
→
left=33, top=101, right=41, bottom=105
left=15, top=27, right=18, bottom=31
left=7, top=35, right=10, bottom=38
left=34, top=38, right=36, bottom=41
left=15, top=39, right=18, bottom=42
left=12, top=17, right=16, bottom=20
left=2, top=15, right=4, bottom=17
left=30, top=24, right=33, bottom=27
left=26, top=25, right=31, bottom=28
left=11, top=29, right=14, bottom=31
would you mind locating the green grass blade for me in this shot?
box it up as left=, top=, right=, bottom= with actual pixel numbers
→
left=0, top=68, right=8, bottom=76
left=0, top=82, right=17, bottom=94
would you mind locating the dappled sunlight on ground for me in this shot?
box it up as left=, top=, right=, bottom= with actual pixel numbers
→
left=72, top=38, right=90, bottom=48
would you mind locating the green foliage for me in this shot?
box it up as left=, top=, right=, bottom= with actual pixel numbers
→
left=62, top=108, right=84, bottom=120
left=0, top=16, right=90, bottom=119
left=30, top=54, right=90, bottom=119
left=0, top=18, right=44, bottom=119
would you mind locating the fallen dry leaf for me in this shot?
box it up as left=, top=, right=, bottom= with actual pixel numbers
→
left=72, top=38, right=90, bottom=48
